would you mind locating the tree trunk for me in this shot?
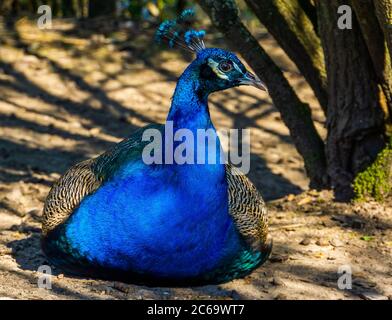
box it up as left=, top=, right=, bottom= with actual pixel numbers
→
left=10, top=0, right=18, bottom=16
left=88, top=0, right=116, bottom=18
left=62, top=0, right=76, bottom=17
left=352, top=0, right=392, bottom=120
left=298, top=0, right=319, bottom=34
left=244, top=0, right=328, bottom=113
left=374, top=0, right=392, bottom=61
left=76, top=0, right=85, bottom=18
left=51, top=0, right=60, bottom=17
left=316, top=0, right=386, bottom=200
left=28, top=0, right=39, bottom=13
left=0, top=0, right=15, bottom=15
left=198, top=0, right=328, bottom=189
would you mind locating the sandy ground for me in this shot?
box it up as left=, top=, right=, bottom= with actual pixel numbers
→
left=0, top=18, right=391, bottom=300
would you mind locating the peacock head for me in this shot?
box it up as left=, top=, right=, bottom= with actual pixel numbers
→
left=156, top=9, right=267, bottom=95
left=192, top=48, right=267, bottom=94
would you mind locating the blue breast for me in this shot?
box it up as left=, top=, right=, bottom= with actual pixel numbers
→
left=63, top=158, right=243, bottom=279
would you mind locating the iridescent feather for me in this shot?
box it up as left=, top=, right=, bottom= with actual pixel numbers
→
left=155, top=9, right=205, bottom=53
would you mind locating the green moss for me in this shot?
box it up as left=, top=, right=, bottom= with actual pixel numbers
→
left=353, top=139, right=392, bottom=201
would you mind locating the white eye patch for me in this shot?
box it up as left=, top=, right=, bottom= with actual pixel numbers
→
left=207, top=58, right=229, bottom=80
left=207, top=58, right=244, bottom=81
left=209, top=58, right=243, bottom=81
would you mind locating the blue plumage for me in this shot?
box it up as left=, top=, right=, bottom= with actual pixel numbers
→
left=57, top=49, right=240, bottom=279
left=155, top=9, right=206, bottom=52
left=41, top=12, right=271, bottom=285
left=177, top=8, right=195, bottom=21
left=184, top=30, right=206, bottom=46
left=63, top=171, right=240, bottom=279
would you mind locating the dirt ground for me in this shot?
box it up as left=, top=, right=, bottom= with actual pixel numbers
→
left=0, top=18, right=391, bottom=300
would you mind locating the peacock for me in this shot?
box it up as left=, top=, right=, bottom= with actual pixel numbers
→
left=41, top=10, right=272, bottom=286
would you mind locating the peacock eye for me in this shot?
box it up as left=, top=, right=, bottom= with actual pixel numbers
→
left=218, top=61, right=233, bottom=73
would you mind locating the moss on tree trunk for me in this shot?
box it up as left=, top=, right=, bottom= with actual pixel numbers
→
left=354, top=139, right=392, bottom=201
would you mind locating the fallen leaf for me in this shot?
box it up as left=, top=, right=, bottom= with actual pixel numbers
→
left=316, top=239, right=329, bottom=247
left=383, top=241, right=392, bottom=247
left=360, top=236, right=374, bottom=241
left=298, top=197, right=313, bottom=206
left=314, top=252, right=324, bottom=258
left=287, top=194, right=295, bottom=201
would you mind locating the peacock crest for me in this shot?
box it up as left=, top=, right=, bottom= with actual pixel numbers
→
left=155, top=8, right=206, bottom=53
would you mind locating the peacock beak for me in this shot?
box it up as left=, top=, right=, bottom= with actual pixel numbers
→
left=240, top=71, right=268, bottom=92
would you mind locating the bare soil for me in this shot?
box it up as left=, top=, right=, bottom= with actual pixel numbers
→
left=0, top=18, right=391, bottom=300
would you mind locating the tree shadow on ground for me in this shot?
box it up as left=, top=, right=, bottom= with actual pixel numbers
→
left=0, top=18, right=303, bottom=196
left=0, top=265, right=100, bottom=299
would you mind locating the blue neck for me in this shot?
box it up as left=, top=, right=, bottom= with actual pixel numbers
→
left=165, top=63, right=223, bottom=172
left=167, top=64, right=212, bottom=131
